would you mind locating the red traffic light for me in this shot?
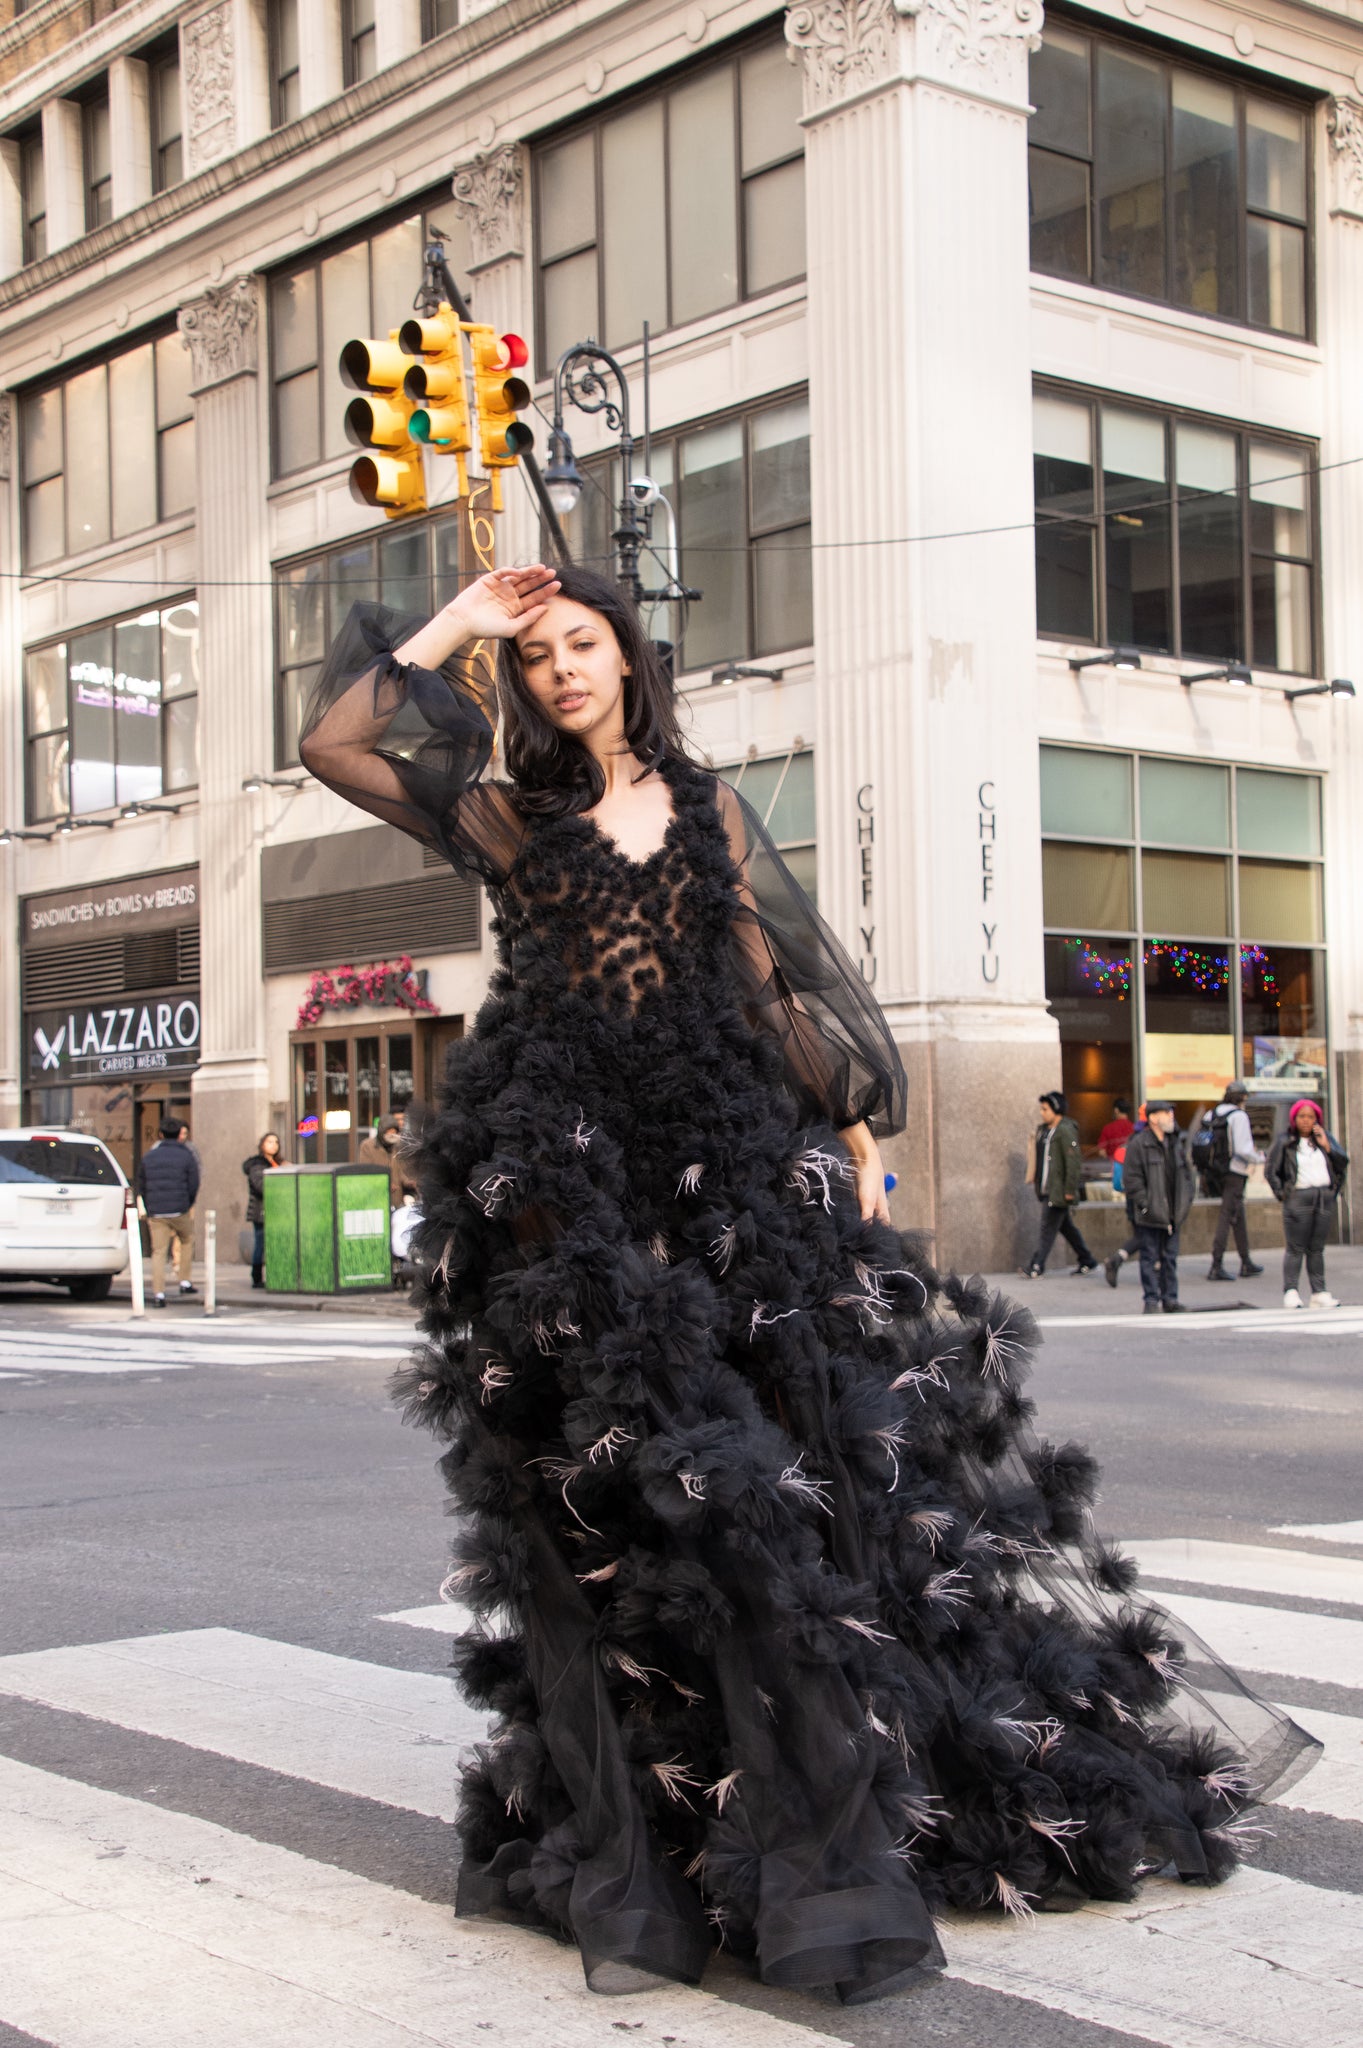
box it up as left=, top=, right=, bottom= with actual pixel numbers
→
left=499, top=332, right=529, bottom=370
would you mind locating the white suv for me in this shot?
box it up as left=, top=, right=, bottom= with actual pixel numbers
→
left=0, top=1128, right=130, bottom=1302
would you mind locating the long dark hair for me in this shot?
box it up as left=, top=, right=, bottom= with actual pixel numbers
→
left=495, top=565, right=689, bottom=816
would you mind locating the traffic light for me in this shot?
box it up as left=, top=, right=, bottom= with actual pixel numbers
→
left=469, top=326, right=532, bottom=509
left=398, top=304, right=472, bottom=497
left=339, top=330, right=426, bottom=517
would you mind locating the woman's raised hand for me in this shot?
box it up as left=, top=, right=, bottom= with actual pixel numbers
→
left=446, top=566, right=560, bottom=642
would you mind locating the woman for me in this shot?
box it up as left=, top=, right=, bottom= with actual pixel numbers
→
left=1267, top=1099, right=1349, bottom=1309
left=242, top=1132, right=283, bottom=1290
left=301, top=565, right=1315, bottom=2003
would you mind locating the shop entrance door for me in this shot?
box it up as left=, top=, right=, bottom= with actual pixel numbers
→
left=134, top=1082, right=194, bottom=1182
left=291, top=1020, right=453, bottom=1165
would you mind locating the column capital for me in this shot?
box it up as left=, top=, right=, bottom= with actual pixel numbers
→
left=178, top=275, right=261, bottom=393
left=451, top=144, right=526, bottom=271
left=1328, top=98, right=1363, bottom=220
left=183, top=3, right=238, bottom=175
left=785, top=0, right=1042, bottom=114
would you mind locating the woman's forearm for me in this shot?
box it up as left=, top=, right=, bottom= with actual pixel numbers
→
left=389, top=598, right=476, bottom=674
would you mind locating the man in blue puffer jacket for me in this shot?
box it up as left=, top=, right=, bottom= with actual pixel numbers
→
left=134, top=1119, right=200, bottom=1306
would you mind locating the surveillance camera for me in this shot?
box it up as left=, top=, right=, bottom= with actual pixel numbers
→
left=628, top=475, right=663, bottom=507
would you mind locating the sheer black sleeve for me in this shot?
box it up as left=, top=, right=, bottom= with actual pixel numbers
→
left=717, top=781, right=907, bottom=1138
left=298, top=600, right=526, bottom=887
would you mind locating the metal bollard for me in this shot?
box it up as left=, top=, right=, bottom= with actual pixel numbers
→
left=204, top=1209, right=217, bottom=1317
left=127, top=1191, right=145, bottom=1320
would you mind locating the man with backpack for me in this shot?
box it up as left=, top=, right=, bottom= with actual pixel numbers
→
left=1195, top=1081, right=1264, bottom=1283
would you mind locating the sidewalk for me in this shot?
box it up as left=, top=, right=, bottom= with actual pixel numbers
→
left=110, top=1260, right=418, bottom=1319
left=980, top=1242, right=1363, bottom=1319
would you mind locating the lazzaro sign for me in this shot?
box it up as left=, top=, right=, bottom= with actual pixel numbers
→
left=28, top=995, right=201, bottom=1081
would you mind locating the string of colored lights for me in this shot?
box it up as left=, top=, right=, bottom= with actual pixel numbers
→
left=1063, top=938, right=1277, bottom=995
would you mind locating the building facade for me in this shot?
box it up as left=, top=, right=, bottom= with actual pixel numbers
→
left=0, top=0, right=1360, bottom=1270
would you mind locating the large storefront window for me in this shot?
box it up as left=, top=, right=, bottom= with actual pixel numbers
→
left=291, top=1019, right=463, bottom=1164
left=1041, top=745, right=1325, bottom=1149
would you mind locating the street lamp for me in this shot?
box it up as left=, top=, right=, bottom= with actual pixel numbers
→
left=1068, top=646, right=1143, bottom=675
left=1181, top=662, right=1253, bottom=687
left=542, top=423, right=586, bottom=519
left=1283, top=677, right=1356, bottom=702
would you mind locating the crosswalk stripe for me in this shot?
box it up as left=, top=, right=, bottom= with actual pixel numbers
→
left=0, top=1630, right=483, bottom=1822
left=1273, top=1520, right=1363, bottom=1546
left=1268, top=1700, right=1363, bottom=1824
left=1039, top=1308, right=1363, bottom=1333
left=0, top=1756, right=850, bottom=2048
left=0, top=1332, right=416, bottom=1374
left=379, top=1604, right=469, bottom=1635
left=945, top=1864, right=1363, bottom=2048
left=1156, top=1591, right=1363, bottom=1691
left=1132, top=1538, right=1363, bottom=1609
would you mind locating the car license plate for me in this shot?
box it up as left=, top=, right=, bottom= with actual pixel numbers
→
left=44, top=1199, right=73, bottom=1216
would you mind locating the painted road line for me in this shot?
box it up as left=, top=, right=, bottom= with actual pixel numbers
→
left=1274, top=1521, right=1363, bottom=1546
left=0, top=1756, right=852, bottom=2048
left=946, top=1863, right=1363, bottom=2048
left=1132, top=1539, right=1363, bottom=1609
left=378, top=1604, right=471, bottom=1636
left=1154, top=1592, right=1363, bottom=1691
left=0, top=1630, right=483, bottom=1822
left=1270, top=1700, right=1363, bottom=1824
left=1038, top=1308, right=1363, bottom=1334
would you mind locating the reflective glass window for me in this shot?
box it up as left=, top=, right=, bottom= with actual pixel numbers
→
left=1039, top=744, right=1133, bottom=839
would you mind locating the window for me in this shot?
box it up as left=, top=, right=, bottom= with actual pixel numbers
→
left=270, top=0, right=301, bottom=128
left=534, top=33, right=805, bottom=369
left=423, top=0, right=459, bottom=35
left=719, top=748, right=817, bottom=901
left=83, top=92, right=112, bottom=231
left=20, top=128, right=45, bottom=264
left=151, top=51, right=184, bottom=192
left=275, top=513, right=467, bottom=767
left=343, top=0, right=378, bottom=86
left=1033, top=385, right=1316, bottom=673
left=20, top=332, right=196, bottom=567
left=269, top=201, right=472, bottom=478
left=25, top=600, right=200, bottom=824
left=1029, top=22, right=1310, bottom=337
left=553, top=393, right=812, bottom=675
left=1040, top=744, right=1327, bottom=1148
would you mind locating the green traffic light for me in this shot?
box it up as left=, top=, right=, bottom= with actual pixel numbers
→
left=410, top=411, right=452, bottom=446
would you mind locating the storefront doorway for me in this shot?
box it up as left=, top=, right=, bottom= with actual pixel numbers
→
left=289, top=1018, right=462, bottom=1165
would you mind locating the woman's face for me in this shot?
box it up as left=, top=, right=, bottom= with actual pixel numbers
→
left=514, top=597, right=629, bottom=741
left=262, top=1134, right=280, bottom=1160
left=1294, top=1106, right=1319, bottom=1138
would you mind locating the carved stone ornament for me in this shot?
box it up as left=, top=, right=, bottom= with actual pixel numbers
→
left=184, top=4, right=236, bottom=175
left=1328, top=99, right=1363, bottom=219
left=178, top=276, right=261, bottom=392
left=785, top=0, right=897, bottom=109
left=451, top=145, right=526, bottom=269
left=0, top=392, right=12, bottom=484
left=897, top=0, right=1044, bottom=82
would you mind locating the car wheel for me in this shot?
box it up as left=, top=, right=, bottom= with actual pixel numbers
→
left=67, top=1275, right=113, bottom=1302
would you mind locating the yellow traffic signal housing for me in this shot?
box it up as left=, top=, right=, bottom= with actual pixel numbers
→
left=398, top=302, right=471, bottom=495
left=469, top=325, right=532, bottom=511
left=339, top=330, right=426, bottom=518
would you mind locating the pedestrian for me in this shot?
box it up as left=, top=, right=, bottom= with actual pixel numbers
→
left=242, top=1132, right=283, bottom=1290
left=1098, top=1097, right=1135, bottom=1162
left=1202, top=1082, right=1265, bottom=1283
left=1021, top=1090, right=1096, bottom=1276
left=298, top=562, right=1309, bottom=1992
left=134, top=1117, right=200, bottom=1307
left=1122, top=1101, right=1195, bottom=1314
left=1267, top=1099, right=1349, bottom=1309
left=359, top=1112, right=417, bottom=1206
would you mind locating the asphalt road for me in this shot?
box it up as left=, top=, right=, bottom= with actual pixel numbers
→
left=1, top=1274, right=1361, bottom=2048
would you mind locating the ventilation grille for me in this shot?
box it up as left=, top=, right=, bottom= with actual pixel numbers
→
left=22, top=925, right=201, bottom=1009
left=263, top=873, right=479, bottom=975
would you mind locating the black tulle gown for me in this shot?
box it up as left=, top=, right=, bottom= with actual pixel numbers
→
left=302, top=604, right=1318, bottom=2005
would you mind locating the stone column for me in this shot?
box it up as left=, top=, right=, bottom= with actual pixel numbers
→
left=41, top=100, right=85, bottom=253
left=178, top=278, right=273, bottom=1254
left=1320, top=101, right=1363, bottom=1227
left=0, top=141, right=23, bottom=281
left=0, top=394, right=21, bottom=1128
left=375, top=0, right=423, bottom=71
left=787, top=0, right=1057, bottom=1268
left=451, top=144, right=539, bottom=567
left=298, top=0, right=344, bottom=115
left=109, top=55, right=152, bottom=217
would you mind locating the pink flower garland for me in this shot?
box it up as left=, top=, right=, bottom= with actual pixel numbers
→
left=296, top=955, right=440, bottom=1029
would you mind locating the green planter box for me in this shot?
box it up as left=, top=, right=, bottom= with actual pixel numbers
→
left=263, top=1165, right=391, bottom=1294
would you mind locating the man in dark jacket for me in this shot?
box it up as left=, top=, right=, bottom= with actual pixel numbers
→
left=1122, top=1101, right=1195, bottom=1313
left=134, top=1118, right=200, bottom=1306
left=1022, top=1091, right=1096, bottom=1277
left=1205, top=1080, right=1264, bottom=1283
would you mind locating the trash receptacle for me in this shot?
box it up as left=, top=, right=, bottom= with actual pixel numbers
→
left=263, top=1164, right=391, bottom=1294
